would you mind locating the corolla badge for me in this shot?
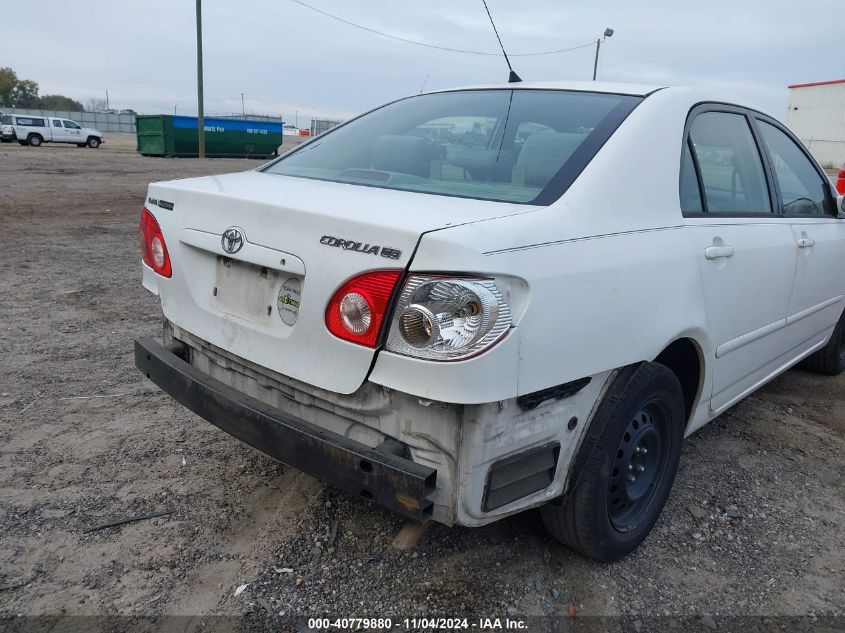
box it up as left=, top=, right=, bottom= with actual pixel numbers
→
left=221, top=227, right=245, bottom=254
left=319, top=235, right=401, bottom=259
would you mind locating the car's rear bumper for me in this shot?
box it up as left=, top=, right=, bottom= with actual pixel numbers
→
left=134, top=336, right=437, bottom=521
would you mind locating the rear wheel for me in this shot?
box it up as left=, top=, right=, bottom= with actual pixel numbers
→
left=802, top=310, right=845, bottom=376
left=87, top=136, right=101, bottom=149
left=541, top=362, right=684, bottom=561
left=27, top=134, right=43, bottom=147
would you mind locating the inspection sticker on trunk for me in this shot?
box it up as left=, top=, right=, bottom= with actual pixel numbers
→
left=277, top=278, right=302, bottom=326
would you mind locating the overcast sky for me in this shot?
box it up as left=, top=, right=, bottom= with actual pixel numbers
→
left=3, top=0, right=841, bottom=123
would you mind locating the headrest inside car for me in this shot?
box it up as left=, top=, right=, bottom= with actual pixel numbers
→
left=371, top=135, right=438, bottom=178
left=516, top=131, right=586, bottom=186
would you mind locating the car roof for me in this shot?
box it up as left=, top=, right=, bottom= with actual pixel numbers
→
left=426, top=80, right=665, bottom=97
left=422, top=81, right=775, bottom=118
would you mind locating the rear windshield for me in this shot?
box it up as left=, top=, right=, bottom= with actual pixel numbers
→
left=263, top=89, right=641, bottom=204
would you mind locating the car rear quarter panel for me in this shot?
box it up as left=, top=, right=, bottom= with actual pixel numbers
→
left=370, top=89, right=716, bottom=415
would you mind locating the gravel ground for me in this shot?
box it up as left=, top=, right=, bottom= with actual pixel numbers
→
left=0, top=139, right=843, bottom=631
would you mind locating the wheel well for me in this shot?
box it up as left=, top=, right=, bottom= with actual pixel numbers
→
left=28, top=132, right=42, bottom=139
left=653, top=338, right=702, bottom=423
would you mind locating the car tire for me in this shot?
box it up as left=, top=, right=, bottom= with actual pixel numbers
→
left=540, top=362, right=685, bottom=562
left=802, top=310, right=845, bottom=376
left=87, top=136, right=101, bottom=149
left=27, top=134, right=43, bottom=147
left=1, top=138, right=12, bottom=143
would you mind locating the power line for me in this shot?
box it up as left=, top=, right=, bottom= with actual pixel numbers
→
left=287, top=0, right=595, bottom=57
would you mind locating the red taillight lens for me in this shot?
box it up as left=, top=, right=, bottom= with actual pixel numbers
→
left=326, top=271, right=402, bottom=347
left=139, top=207, right=172, bottom=278
left=837, top=169, right=845, bottom=195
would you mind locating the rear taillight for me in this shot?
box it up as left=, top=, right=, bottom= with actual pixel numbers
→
left=385, top=275, right=512, bottom=361
left=139, top=207, right=172, bottom=278
left=837, top=169, right=845, bottom=195
left=325, top=271, right=402, bottom=347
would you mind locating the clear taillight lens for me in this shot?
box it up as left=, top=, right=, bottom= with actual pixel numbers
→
left=386, top=275, right=511, bottom=360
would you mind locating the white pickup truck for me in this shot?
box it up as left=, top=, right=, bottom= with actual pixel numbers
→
left=135, top=81, right=845, bottom=561
left=1, top=114, right=103, bottom=148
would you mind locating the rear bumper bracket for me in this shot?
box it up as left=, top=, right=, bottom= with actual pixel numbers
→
left=134, top=337, right=436, bottom=521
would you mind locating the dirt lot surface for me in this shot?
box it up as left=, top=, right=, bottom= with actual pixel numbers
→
left=1, top=139, right=843, bottom=631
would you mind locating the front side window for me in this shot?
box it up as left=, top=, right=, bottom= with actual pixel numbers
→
left=758, top=120, right=828, bottom=215
left=264, top=90, right=641, bottom=204
left=63, top=120, right=80, bottom=129
left=687, top=111, right=771, bottom=214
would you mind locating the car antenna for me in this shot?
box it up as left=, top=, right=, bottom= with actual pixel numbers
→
left=480, top=0, right=521, bottom=83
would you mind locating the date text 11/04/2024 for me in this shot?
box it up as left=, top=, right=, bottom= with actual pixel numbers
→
left=307, top=618, right=528, bottom=630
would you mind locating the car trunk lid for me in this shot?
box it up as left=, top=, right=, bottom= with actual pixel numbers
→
left=146, top=170, right=536, bottom=394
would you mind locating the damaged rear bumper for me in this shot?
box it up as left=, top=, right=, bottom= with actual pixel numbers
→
left=134, top=337, right=437, bottom=521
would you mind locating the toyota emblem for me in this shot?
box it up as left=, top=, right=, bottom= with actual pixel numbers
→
left=221, top=227, right=245, bottom=254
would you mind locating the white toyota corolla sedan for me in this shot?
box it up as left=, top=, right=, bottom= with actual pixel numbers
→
left=135, top=81, right=845, bottom=561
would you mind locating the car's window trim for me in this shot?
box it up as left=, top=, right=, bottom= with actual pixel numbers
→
left=681, top=103, right=780, bottom=218
left=685, top=135, right=709, bottom=214
left=749, top=113, right=837, bottom=218
left=260, top=89, right=645, bottom=207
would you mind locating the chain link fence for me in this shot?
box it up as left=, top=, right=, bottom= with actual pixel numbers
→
left=1, top=107, right=136, bottom=133
left=2, top=107, right=345, bottom=138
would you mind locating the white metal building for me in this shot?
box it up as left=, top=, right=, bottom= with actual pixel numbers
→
left=786, top=79, right=845, bottom=169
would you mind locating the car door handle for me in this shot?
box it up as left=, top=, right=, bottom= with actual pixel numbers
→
left=704, top=245, right=735, bottom=260
left=797, top=237, right=815, bottom=248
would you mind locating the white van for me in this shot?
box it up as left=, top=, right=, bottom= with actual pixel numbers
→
left=0, top=114, right=103, bottom=148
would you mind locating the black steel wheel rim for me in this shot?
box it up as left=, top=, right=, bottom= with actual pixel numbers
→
left=608, top=399, right=672, bottom=532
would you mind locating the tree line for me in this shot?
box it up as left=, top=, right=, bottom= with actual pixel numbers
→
left=1, top=67, right=85, bottom=111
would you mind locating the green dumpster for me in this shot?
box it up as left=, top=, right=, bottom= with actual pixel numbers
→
left=136, top=115, right=282, bottom=158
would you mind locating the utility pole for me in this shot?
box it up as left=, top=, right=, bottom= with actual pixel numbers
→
left=241, top=93, right=245, bottom=117
left=105, top=89, right=109, bottom=110
left=196, top=0, right=205, bottom=158
left=593, top=28, right=614, bottom=81
left=592, top=39, right=601, bottom=81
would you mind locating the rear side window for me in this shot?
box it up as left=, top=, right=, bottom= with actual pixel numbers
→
left=52, top=120, right=62, bottom=128
left=686, top=111, right=771, bottom=214
left=15, top=117, right=46, bottom=127
left=264, top=89, right=642, bottom=204
left=757, top=121, right=828, bottom=215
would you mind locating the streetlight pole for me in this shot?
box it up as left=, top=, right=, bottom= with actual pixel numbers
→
left=196, top=0, right=205, bottom=158
left=592, top=28, right=614, bottom=81
left=241, top=93, right=245, bottom=117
